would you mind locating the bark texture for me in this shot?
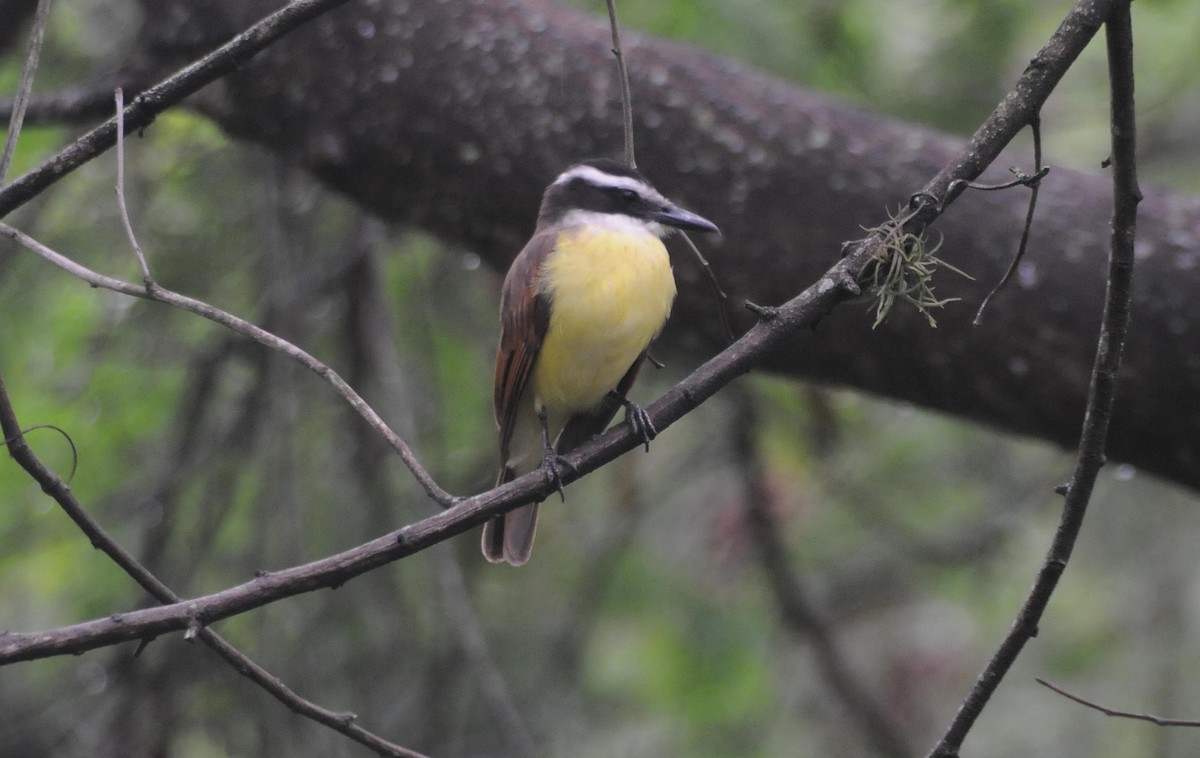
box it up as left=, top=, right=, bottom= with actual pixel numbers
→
left=128, top=0, right=1200, bottom=490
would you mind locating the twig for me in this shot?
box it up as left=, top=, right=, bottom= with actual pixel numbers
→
left=605, top=0, right=635, bottom=168
left=0, top=423, right=77, bottom=481
left=115, top=88, right=153, bottom=286
left=0, top=223, right=455, bottom=507
left=973, top=118, right=1046, bottom=324
left=0, top=0, right=1118, bottom=666
left=950, top=164, right=1049, bottom=193
left=679, top=230, right=734, bottom=342
left=0, top=0, right=53, bottom=185
left=0, top=372, right=428, bottom=758
left=928, top=3, right=1140, bottom=755
left=1036, top=678, right=1200, bottom=727
left=0, top=0, right=354, bottom=220
left=734, top=391, right=912, bottom=758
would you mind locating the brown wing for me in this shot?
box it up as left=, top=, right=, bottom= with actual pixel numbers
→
left=494, top=229, right=555, bottom=468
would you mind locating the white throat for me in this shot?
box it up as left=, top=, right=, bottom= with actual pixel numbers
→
left=559, top=209, right=666, bottom=239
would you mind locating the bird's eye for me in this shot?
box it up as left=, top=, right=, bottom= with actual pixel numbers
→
left=618, top=189, right=639, bottom=203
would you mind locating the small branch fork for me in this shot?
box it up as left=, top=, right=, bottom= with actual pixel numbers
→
left=927, top=3, right=1140, bottom=756
left=968, top=118, right=1048, bottom=324
left=115, top=88, right=153, bottom=286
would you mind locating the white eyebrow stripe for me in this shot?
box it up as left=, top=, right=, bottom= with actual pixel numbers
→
left=553, top=164, right=656, bottom=197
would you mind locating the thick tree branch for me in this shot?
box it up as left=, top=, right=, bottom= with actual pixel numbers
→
left=123, top=0, right=1200, bottom=492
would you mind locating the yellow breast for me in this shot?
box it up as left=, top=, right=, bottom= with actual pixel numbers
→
left=533, top=222, right=676, bottom=415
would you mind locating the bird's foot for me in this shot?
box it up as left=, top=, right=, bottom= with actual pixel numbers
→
left=540, top=440, right=569, bottom=502
left=609, top=391, right=657, bottom=452
left=534, top=405, right=569, bottom=501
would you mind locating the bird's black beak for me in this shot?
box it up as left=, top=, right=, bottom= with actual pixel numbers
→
left=652, top=203, right=720, bottom=234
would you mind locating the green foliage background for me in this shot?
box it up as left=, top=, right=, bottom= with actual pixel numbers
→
left=2, top=1, right=1200, bottom=756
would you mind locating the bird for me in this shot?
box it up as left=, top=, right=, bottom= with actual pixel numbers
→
left=483, top=158, right=720, bottom=565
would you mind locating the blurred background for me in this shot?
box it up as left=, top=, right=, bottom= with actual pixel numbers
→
left=2, top=0, right=1200, bottom=756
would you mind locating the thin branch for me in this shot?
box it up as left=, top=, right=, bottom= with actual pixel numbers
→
left=951, top=164, right=1049, bottom=193
left=0, top=0, right=1117, bottom=665
left=114, top=88, right=153, bottom=285
left=0, top=372, right=428, bottom=758
left=1036, top=679, right=1200, bottom=728
left=0, top=223, right=455, bottom=506
left=678, top=228, right=734, bottom=343
left=915, top=0, right=1114, bottom=223
left=0, top=0, right=354, bottom=220
left=734, top=391, right=912, bottom=758
left=973, top=118, right=1046, bottom=324
left=0, top=423, right=76, bottom=481
left=928, top=3, right=1140, bottom=755
left=0, top=0, right=52, bottom=185
left=605, top=0, right=635, bottom=168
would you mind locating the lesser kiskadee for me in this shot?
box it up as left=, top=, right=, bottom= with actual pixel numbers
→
left=483, top=158, right=720, bottom=565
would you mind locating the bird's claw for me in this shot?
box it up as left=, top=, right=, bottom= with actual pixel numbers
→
left=540, top=444, right=568, bottom=502
left=623, top=400, right=657, bottom=452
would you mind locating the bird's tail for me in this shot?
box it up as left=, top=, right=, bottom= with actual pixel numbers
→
left=481, top=466, right=540, bottom=566
left=481, top=364, right=642, bottom=566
